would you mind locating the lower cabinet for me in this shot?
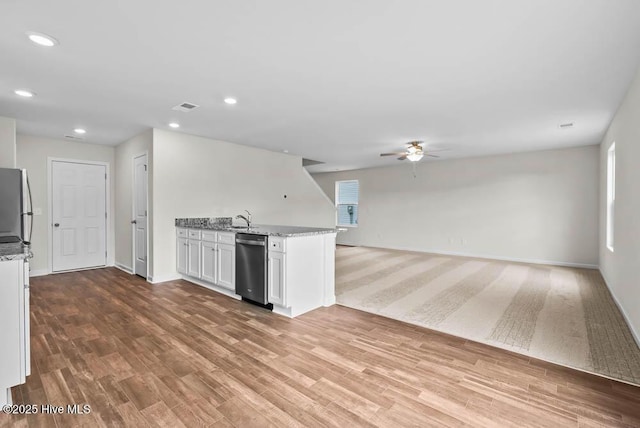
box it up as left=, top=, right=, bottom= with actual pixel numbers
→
left=176, top=228, right=235, bottom=291
left=201, top=241, right=217, bottom=283
left=0, top=259, right=30, bottom=406
left=177, top=237, right=188, bottom=274
left=268, top=251, right=286, bottom=306
left=216, top=243, right=235, bottom=290
left=187, top=239, right=201, bottom=278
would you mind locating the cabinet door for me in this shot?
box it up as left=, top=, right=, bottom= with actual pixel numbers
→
left=188, top=239, right=202, bottom=278
left=268, top=251, right=286, bottom=306
left=216, top=243, right=235, bottom=290
left=0, top=260, right=23, bottom=388
left=177, top=237, right=188, bottom=274
left=201, top=241, right=217, bottom=283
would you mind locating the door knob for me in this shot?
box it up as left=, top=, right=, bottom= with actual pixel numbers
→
left=131, top=220, right=137, bottom=224
left=54, top=223, right=60, bottom=227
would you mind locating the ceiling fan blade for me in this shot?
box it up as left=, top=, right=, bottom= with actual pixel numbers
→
left=426, top=154, right=440, bottom=158
left=397, top=155, right=407, bottom=160
left=380, top=152, right=405, bottom=157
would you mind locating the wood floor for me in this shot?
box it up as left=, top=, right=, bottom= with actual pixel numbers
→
left=2, top=268, right=640, bottom=427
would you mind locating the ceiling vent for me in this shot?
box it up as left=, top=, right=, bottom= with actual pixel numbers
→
left=64, top=134, right=84, bottom=140
left=172, top=102, right=200, bottom=112
left=559, top=122, right=574, bottom=129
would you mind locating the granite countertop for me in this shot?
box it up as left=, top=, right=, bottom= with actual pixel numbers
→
left=175, top=218, right=337, bottom=237
left=232, top=224, right=338, bottom=237
left=0, top=242, right=33, bottom=261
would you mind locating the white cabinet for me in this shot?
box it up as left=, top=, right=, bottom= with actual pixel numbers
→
left=177, top=236, right=188, bottom=274
left=187, top=239, right=201, bottom=278
left=268, top=251, right=286, bottom=306
left=216, top=243, right=235, bottom=290
left=201, top=241, right=217, bottom=283
left=177, top=228, right=235, bottom=291
left=0, top=259, right=30, bottom=406
left=176, top=226, right=337, bottom=318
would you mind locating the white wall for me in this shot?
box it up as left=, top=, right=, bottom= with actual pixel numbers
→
left=151, top=129, right=335, bottom=282
left=313, top=145, right=599, bottom=267
left=114, top=130, right=153, bottom=272
left=0, top=117, right=16, bottom=168
left=16, top=135, right=115, bottom=273
left=599, top=66, right=640, bottom=343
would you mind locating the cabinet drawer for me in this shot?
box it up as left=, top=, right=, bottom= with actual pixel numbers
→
left=177, top=228, right=187, bottom=238
left=188, top=229, right=202, bottom=240
left=202, top=231, right=217, bottom=242
left=268, top=237, right=286, bottom=253
left=217, top=232, right=235, bottom=245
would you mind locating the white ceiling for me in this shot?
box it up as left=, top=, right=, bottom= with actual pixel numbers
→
left=1, top=1, right=640, bottom=173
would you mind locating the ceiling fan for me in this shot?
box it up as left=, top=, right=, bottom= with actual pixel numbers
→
left=380, top=141, right=442, bottom=162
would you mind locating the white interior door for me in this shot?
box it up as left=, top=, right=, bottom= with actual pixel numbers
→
left=133, top=154, right=148, bottom=277
left=51, top=161, right=107, bottom=272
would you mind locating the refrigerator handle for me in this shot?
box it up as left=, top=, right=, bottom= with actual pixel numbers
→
left=21, top=169, right=34, bottom=245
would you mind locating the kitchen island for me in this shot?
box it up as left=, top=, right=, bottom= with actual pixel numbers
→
left=175, top=218, right=337, bottom=318
left=0, top=243, right=31, bottom=406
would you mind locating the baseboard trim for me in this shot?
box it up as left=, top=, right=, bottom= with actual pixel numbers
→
left=148, top=273, right=182, bottom=284
left=180, top=275, right=242, bottom=300
left=29, top=269, right=49, bottom=277
left=599, top=268, right=640, bottom=349
left=114, top=263, right=134, bottom=275
left=339, top=243, right=599, bottom=269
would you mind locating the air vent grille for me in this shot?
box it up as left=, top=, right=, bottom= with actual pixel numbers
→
left=64, top=134, right=84, bottom=140
left=172, top=102, right=200, bottom=112
left=559, top=122, right=574, bottom=129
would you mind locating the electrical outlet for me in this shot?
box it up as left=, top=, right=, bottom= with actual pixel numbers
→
left=461, top=238, right=467, bottom=245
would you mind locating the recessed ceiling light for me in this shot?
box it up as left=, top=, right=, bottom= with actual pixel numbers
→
left=283, top=149, right=289, bottom=153
left=224, top=97, right=237, bottom=105
left=14, top=89, right=35, bottom=98
left=74, top=128, right=86, bottom=134
left=26, top=32, right=58, bottom=47
left=169, top=122, right=180, bottom=128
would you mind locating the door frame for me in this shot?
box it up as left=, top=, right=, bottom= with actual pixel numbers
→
left=47, top=157, right=111, bottom=274
left=132, top=151, right=149, bottom=279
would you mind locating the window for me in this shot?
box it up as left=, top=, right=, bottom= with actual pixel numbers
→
left=336, top=180, right=359, bottom=227
left=606, top=143, right=616, bottom=252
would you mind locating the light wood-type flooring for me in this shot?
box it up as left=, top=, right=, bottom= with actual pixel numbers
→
left=2, top=267, right=640, bottom=427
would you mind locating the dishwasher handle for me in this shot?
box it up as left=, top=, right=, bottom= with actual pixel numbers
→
left=236, top=238, right=266, bottom=246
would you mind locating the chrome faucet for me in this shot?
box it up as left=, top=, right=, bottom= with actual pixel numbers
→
left=235, top=210, right=252, bottom=228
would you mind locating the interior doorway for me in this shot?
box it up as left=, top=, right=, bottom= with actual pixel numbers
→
left=50, top=159, right=108, bottom=272
left=133, top=153, right=148, bottom=278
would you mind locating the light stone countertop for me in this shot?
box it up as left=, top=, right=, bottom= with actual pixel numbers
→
left=175, top=218, right=337, bottom=237
left=0, top=242, right=33, bottom=261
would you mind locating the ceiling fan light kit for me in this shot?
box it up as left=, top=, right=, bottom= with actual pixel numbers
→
left=380, top=141, right=434, bottom=162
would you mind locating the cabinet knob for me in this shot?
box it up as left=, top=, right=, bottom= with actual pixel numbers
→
left=54, top=223, right=60, bottom=227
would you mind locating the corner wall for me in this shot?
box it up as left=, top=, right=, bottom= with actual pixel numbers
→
left=599, top=66, right=640, bottom=343
left=151, top=129, right=335, bottom=282
left=16, top=135, right=115, bottom=273
left=114, top=129, right=153, bottom=273
left=313, top=145, right=599, bottom=267
left=0, top=117, right=16, bottom=168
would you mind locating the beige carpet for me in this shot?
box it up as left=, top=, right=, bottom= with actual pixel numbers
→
left=336, top=245, right=640, bottom=385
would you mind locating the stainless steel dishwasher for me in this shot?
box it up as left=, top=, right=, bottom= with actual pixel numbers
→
left=235, top=233, right=271, bottom=308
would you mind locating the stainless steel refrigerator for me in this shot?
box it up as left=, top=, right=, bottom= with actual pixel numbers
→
left=0, top=168, right=32, bottom=244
